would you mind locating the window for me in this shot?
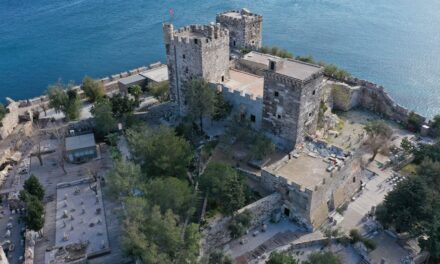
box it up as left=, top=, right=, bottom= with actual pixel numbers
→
left=165, top=44, right=170, bottom=55
left=353, top=177, right=356, bottom=183
left=182, top=54, right=186, bottom=59
left=312, top=90, right=316, bottom=95
left=277, top=114, right=281, bottom=119
left=233, top=40, right=236, bottom=47
left=270, top=61, right=275, bottom=70
left=274, top=91, right=279, bottom=97
left=221, top=75, right=225, bottom=82
left=185, top=67, right=189, bottom=73
left=309, top=112, right=312, bottom=117
left=250, top=115, right=256, bottom=122
left=194, top=39, right=198, bottom=44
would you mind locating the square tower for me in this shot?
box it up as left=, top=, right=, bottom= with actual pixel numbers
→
left=258, top=53, right=323, bottom=150
left=163, top=23, right=230, bottom=114
left=216, top=8, right=263, bottom=50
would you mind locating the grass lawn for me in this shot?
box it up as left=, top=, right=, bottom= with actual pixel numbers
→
left=400, top=163, right=418, bottom=176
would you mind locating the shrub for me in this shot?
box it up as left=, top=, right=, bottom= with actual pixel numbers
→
left=228, top=210, right=252, bottom=238
left=407, top=111, right=423, bottom=132
left=259, top=46, right=293, bottom=58
left=362, top=238, right=377, bottom=251
left=349, top=229, right=362, bottom=244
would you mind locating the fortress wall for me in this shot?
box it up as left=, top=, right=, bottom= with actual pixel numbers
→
left=0, top=101, right=20, bottom=139
left=217, top=84, right=263, bottom=129
left=201, top=192, right=282, bottom=253
left=327, top=78, right=428, bottom=127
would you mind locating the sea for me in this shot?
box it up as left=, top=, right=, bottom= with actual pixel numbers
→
left=1, top=0, right=439, bottom=117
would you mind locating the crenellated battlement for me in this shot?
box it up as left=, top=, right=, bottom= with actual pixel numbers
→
left=167, top=23, right=229, bottom=46
left=216, top=9, right=263, bottom=23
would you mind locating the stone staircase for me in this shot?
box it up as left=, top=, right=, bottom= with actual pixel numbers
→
left=192, top=191, right=207, bottom=223
left=243, top=230, right=302, bottom=261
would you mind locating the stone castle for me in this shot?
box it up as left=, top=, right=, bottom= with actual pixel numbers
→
left=163, top=8, right=324, bottom=151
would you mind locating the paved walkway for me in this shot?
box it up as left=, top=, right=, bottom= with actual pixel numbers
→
left=338, top=156, right=394, bottom=233
left=224, top=219, right=303, bottom=259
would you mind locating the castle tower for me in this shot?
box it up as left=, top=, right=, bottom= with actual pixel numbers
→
left=216, top=8, right=263, bottom=50
left=261, top=56, right=324, bottom=150
left=163, top=23, right=230, bottom=114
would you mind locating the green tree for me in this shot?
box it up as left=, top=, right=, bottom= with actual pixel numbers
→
left=0, top=103, right=7, bottom=121
left=23, top=196, right=45, bottom=231
left=208, top=251, right=233, bottom=264
left=213, top=91, right=232, bottom=121
left=128, top=85, right=142, bottom=102
left=110, top=94, right=136, bottom=119
left=266, top=251, right=299, bottom=264
left=148, top=81, right=170, bottom=102
left=305, top=252, right=341, bottom=264
left=64, top=89, right=81, bottom=121
left=228, top=210, right=252, bottom=238
left=400, top=137, right=414, bottom=153
left=122, top=198, right=200, bottom=263
left=200, top=162, right=246, bottom=215
left=364, top=120, right=393, bottom=161
left=417, top=158, right=440, bottom=186
left=23, top=175, right=45, bottom=201
left=413, top=142, right=440, bottom=164
left=47, top=83, right=81, bottom=120
left=127, top=125, right=193, bottom=178
left=430, top=115, right=440, bottom=138
left=177, top=223, right=201, bottom=263
left=419, top=218, right=440, bottom=259
left=144, top=177, right=195, bottom=219
left=91, top=99, right=117, bottom=138
left=106, top=160, right=142, bottom=199
left=250, top=133, right=275, bottom=160
left=407, top=111, right=424, bottom=132
left=375, top=176, right=433, bottom=234
left=185, top=79, right=215, bottom=133
left=47, top=82, right=68, bottom=113
left=81, top=76, right=105, bottom=102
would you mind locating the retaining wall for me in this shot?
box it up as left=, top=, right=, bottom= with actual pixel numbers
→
left=327, top=78, right=428, bottom=129
left=201, top=192, right=282, bottom=253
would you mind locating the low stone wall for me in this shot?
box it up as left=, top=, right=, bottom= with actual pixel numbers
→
left=15, top=62, right=164, bottom=112
left=327, top=78, right=428, bottom=129
left=0, top=100, right=20, bottom=139
left=201, top=192, right=282, bottom=253
left=134, top=102, right=176, bottom=125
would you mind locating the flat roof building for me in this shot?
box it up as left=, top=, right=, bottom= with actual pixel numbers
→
left=217, top=69, right=264, bottom=128
left=65, top=133, right=98, bottom=164
left=261, top=141, right=362, bottom=230
left=241, top=51, right=322, bottom=81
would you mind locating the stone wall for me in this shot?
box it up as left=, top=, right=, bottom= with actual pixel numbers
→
left=260, top=141, right=362, bottom=230
left=0, top=100, right=20, bottom=139
left=216, top=83, right=263, bottom=129
left=163, top=23, right=230, bottom=115
left=201, top=192, right=282, bottom=253
left=216, top=9, right=263, bottom=50
left=262, top=68, right=324, bottom=151
left=327, top=78, right=428, bottom=128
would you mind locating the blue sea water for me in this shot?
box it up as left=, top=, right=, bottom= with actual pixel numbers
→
left=1, top=0, right=439, bottom=117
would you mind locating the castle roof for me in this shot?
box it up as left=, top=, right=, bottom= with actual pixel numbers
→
left=140, top=64, right=168, bottom=83
left=217, top=8, right=262, bottom=20
left=223, top=69, right=264, bottom=98
left=242, top=51, right=323, bottom=81
left=263, top=153, right=330, bottom=191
